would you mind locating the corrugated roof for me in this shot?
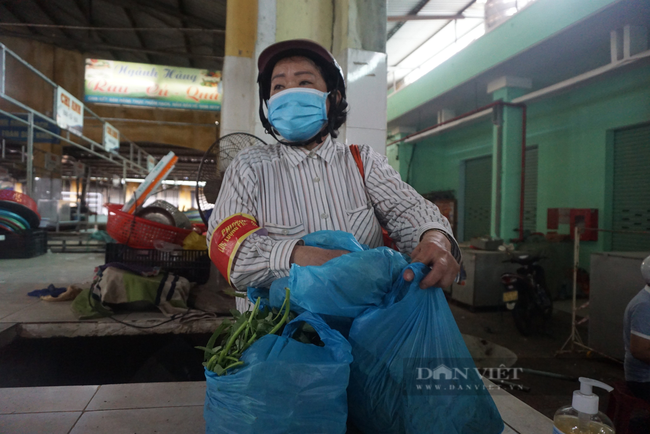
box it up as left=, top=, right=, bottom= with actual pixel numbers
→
left=0, top=0, right=226, bottom=70
left=387, top=1, right=487, bottom=86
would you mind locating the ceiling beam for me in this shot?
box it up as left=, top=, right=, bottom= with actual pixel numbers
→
left=387, top=15, right=465, bottom=21
left=387, top=0, right=430, bottom=41
left=178, top=0, right=195, bottom=68
left=31, top=0, right=125, bottom=68
left=390, top=0, right=479, bottom=85
left=0, top=22, right=225, bottom=34
left=70, top=0, right=121, bottom=60
left=104, top=0, right=223, bottom=31
left=32, top=0, right=74, bottom=36
left=0, top=28, right=224, bottom=62
left=122, top=8, right=153, bottom=64
left=0, top=5, right=30, bottom=36
left=1, top=0, right=66, bottom=40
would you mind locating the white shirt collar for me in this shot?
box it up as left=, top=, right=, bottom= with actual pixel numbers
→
left=282, top=135, right=336, bottom=167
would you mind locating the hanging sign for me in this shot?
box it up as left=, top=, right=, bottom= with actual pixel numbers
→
left=44, top=152, right=61, bottom=172
left=84, top=59, right=222, bottom=111
left=55, top=87, right=84, bottom=137
left=0, top=114, right=60, bottom=144
left=103, top=122, right=120, bottom=153
left=147, top=155, right=157, bottom=172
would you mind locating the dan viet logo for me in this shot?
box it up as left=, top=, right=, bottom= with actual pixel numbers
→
left=412, top=363, right=525, bottom=394
left=417, top=364, right=523, bottom=381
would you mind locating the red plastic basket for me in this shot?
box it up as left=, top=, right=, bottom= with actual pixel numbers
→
left=192, top=223, right=207, bottom=234
left=105, top=203, right=192, bottom=249
left=0, top=190, right=40, bottom=218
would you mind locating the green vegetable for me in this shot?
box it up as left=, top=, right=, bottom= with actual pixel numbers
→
left=199, top=288, right=291, bottom=376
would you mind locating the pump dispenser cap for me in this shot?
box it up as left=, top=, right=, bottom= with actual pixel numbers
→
left=572, top=377, right=613, bottom=415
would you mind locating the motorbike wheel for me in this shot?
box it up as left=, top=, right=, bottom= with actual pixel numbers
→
left=542, top=297, right=553, bottom=320
left=512, top=293, right=533, bottom=336
left=541, top=287, right=553, bottom=320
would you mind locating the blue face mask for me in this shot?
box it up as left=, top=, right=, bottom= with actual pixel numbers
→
left=267, top=88, right=329, bottom=142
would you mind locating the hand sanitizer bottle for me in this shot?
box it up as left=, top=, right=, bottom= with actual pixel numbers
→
left=553, top=377, right=615, bottom=434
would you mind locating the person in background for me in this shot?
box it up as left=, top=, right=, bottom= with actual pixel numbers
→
left=623, top=254, right=650, bottom=402
left=207, top=39, right=460, bottom=294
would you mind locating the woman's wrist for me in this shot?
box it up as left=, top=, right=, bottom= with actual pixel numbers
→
left=290, top=245, right=349, bottom=267
left=421, top=229, right=452, bottom=252
left=290, top=244, right=303, bottom=265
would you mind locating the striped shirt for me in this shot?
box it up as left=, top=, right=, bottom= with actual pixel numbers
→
left=207, top=136, right=460, bottom=291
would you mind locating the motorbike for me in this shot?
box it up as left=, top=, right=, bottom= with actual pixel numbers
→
left=499, top=245, right=553, bottom=336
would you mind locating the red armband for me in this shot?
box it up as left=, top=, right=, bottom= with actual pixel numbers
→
left=209, top=213, right=261, bottom=284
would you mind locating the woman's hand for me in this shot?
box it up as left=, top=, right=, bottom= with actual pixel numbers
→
left=290, top=245, right=350, bottom=267
left=403, top=230, right=459, bottom=289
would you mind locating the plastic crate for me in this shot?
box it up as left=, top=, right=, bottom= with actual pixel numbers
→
left=105, top=243, right=211, bottom=284
left=105, top=203, right=192, bottom=249
left=0, top=229, right=48, bottom=259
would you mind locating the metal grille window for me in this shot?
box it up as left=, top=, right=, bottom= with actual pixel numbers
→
left=612, top=123, right=650, bottom=251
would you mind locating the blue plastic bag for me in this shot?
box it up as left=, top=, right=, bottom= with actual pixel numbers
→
left=246, top=285, right=272, bottom=309
left=347, top=263, right=504, bottom=434
left=298, top=230, right=369, bottom=252
left=250, top=230, right=367, bottom=313
left=204, top=312, right=353, bottom=434
left=268, top=231, right=409, bottom=318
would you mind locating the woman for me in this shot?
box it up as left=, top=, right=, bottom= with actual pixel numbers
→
left=208, top=39, right=460, bottom=292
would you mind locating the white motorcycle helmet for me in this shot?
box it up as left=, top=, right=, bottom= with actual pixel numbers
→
left=642, top=255, right=650, bottom=285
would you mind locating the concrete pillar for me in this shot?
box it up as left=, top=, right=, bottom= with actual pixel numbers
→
left=276, top=1, right=333, bottom=46
left=488, top=76, right=531, bottom=240
left=220, top=0, right=258, bottom=138
left=333, top=0, right=387, bottom=154
left=223, top=0, right=387, bottom=153
left=252, top=1, right=277, bottom=140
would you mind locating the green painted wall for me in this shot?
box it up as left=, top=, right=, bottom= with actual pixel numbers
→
left=387, top=0, right=619, bottom=123
left=397, top=119, right=493, bottom=195
left=387, top=142, right=399, bottom=171
left=398, top=63, right=650, bottom=269
left=528, top=63, right=650, bottom=266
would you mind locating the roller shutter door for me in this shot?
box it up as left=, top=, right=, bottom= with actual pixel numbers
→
left=464, top=156, right=492, bottom=241
left=612, top=123, right=650, bottom=251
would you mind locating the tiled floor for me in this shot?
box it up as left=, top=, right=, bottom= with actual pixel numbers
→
left=86, top=382, right=205, bottom=411
left=0, top=253, right=223, bottom=340
left=69, top=406, right=204, bottom=434
left=0, top=380, right=548, bottom=434
left=0, top=253, right=100, bottom=322
left=0, top=382, right=206, bottom=434
left=0, top=252, right=101, bottom=291
left=1, top=411, right=83, bottom=434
